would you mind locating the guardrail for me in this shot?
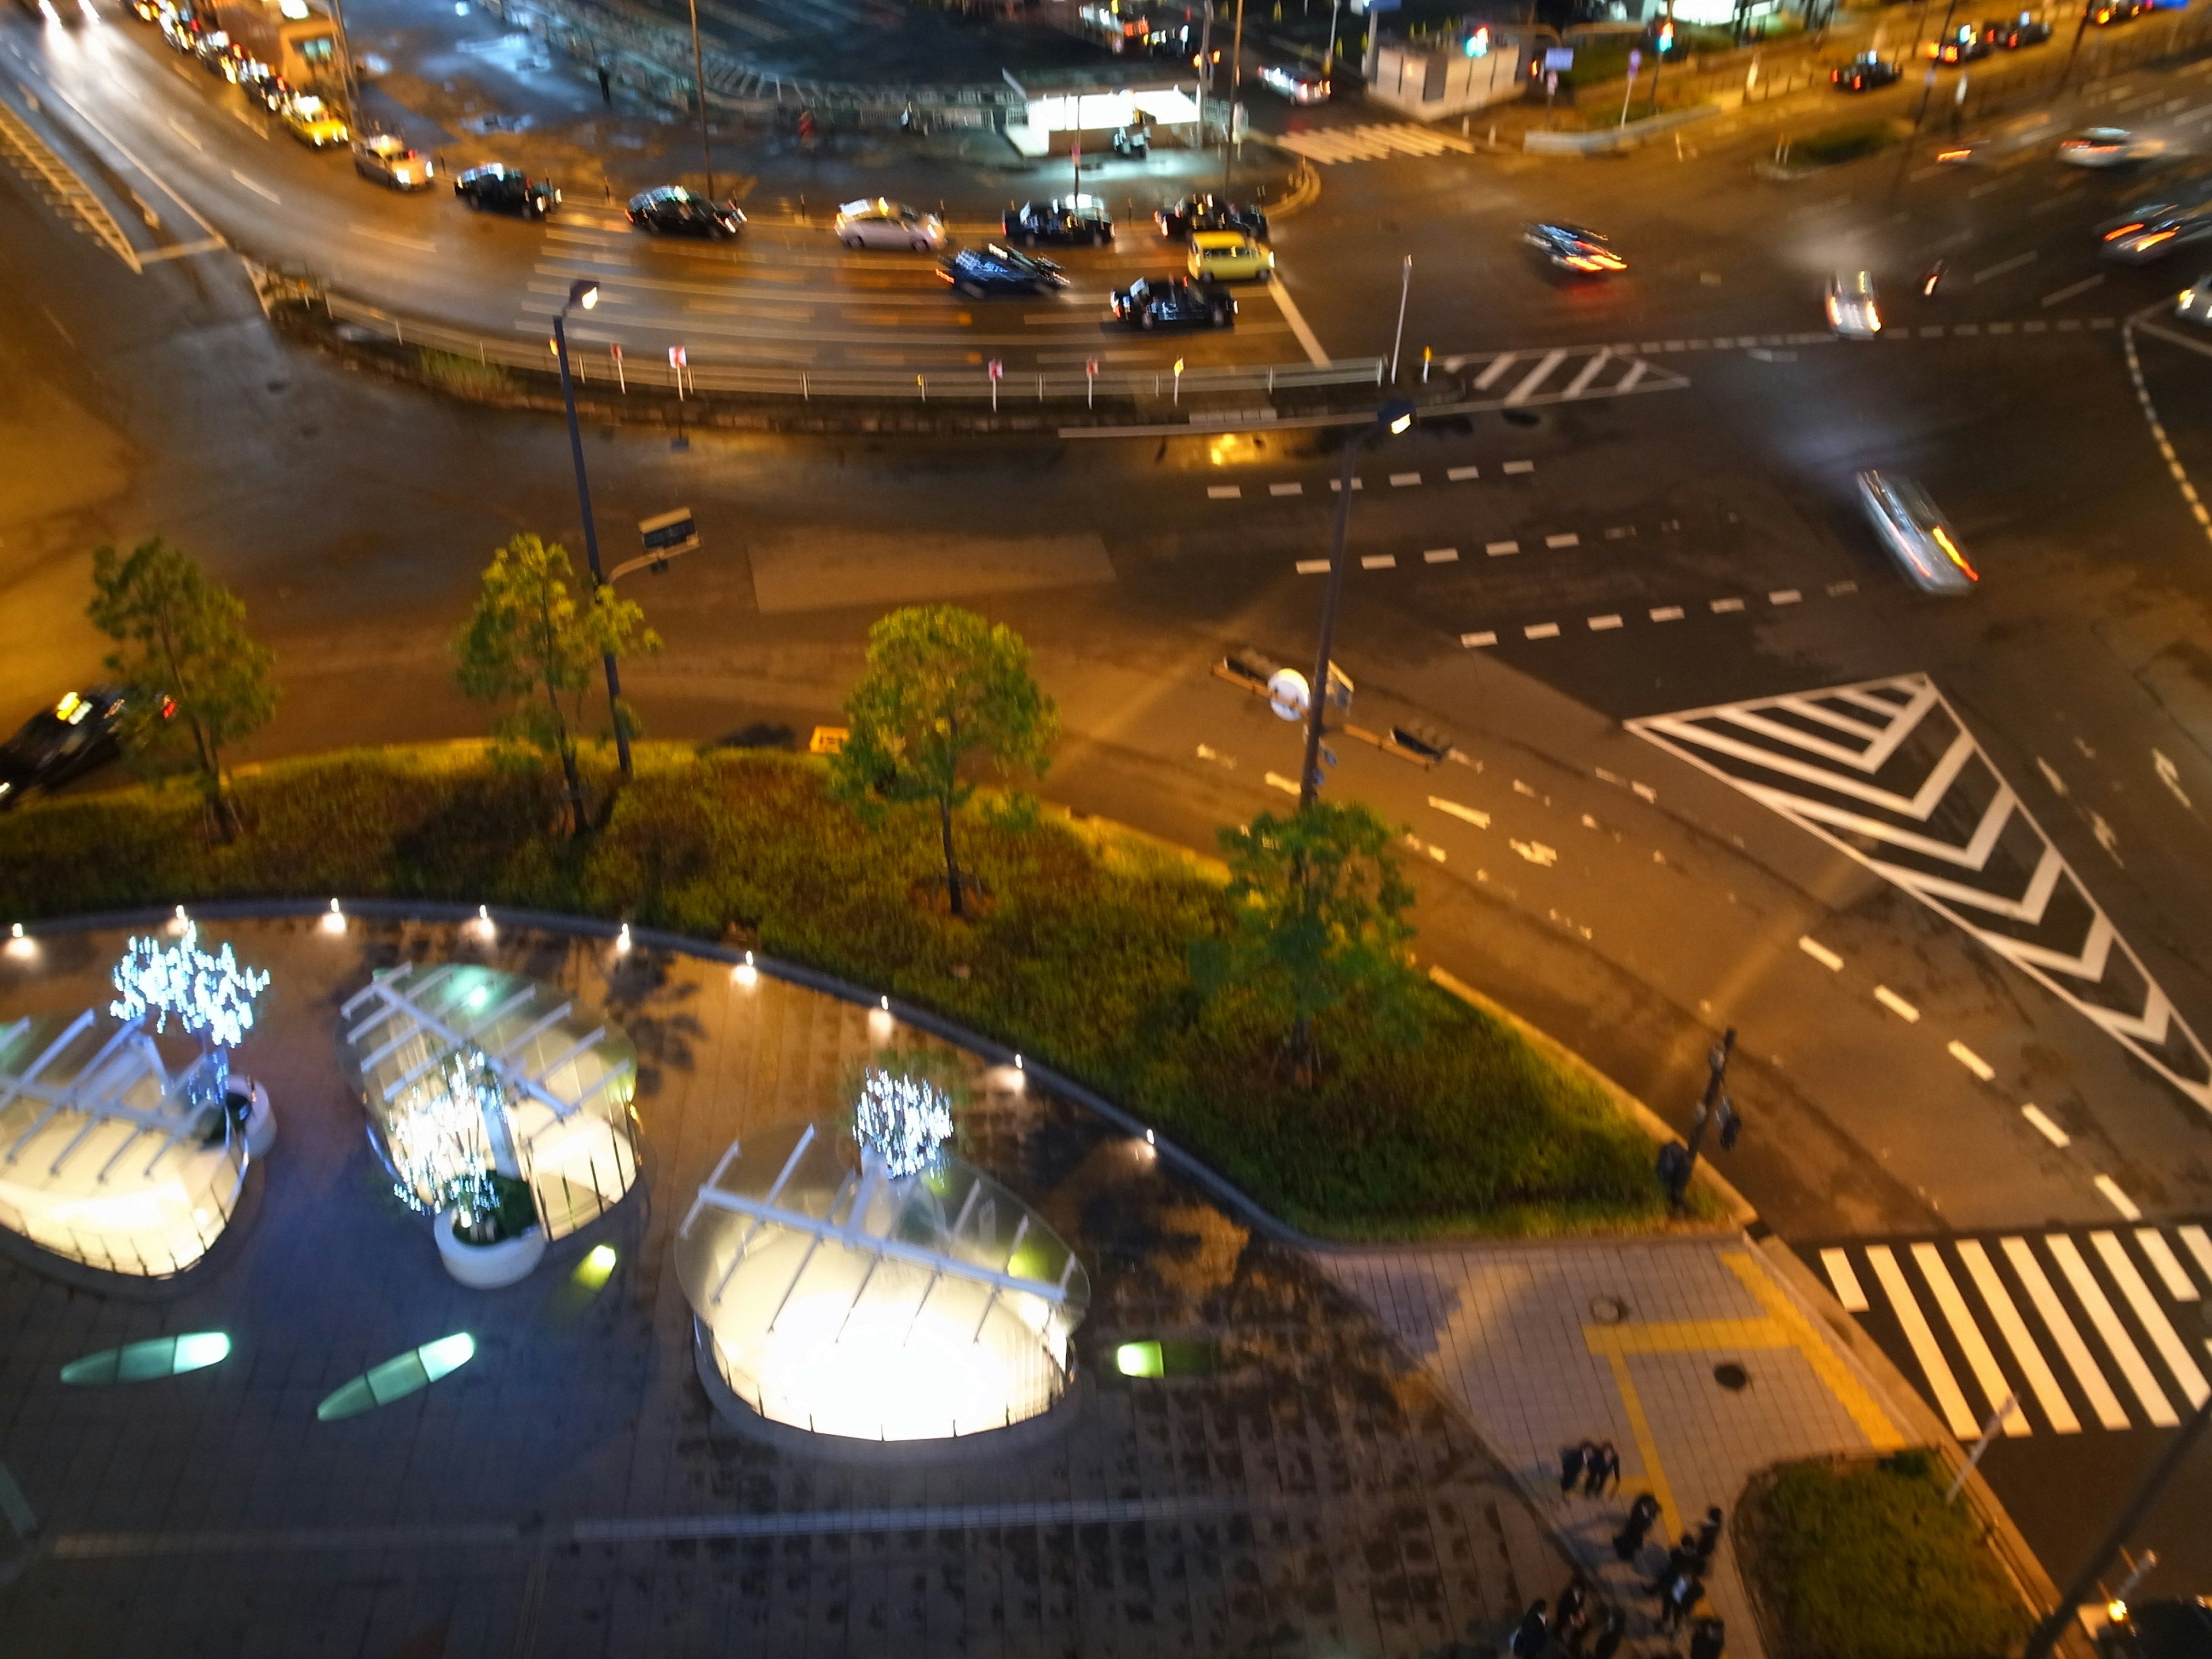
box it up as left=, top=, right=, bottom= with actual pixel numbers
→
left=307, top=287, right=1386, bottom=406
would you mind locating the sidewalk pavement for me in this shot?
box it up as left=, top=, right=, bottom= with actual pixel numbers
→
left=1324, top=1233, right=1919, bottom=1656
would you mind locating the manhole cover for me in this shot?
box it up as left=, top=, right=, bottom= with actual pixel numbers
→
left=1713, top=1362, right=1749, bottom=1392
left=1588, top=1294, right=1628, bottom=1325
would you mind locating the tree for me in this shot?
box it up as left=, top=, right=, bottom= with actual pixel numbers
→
left=453, top=533, right=661, bottom=835
left=1195, top=801, right=1422, bottom=1085
left=828, top=605, right=1059, bottom=919
left=86, top=537, right=278, bottom=839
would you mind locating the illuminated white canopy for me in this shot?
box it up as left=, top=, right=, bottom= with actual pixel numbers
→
left=676, top=1119, right=1090, bottom=1441
left=0, top=1010, right=247, bottom=1277
left=337, top=964, right=639, bottom=1240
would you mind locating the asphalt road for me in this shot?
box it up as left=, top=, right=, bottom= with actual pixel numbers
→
left=5, top=0, right=2212, bottom=1605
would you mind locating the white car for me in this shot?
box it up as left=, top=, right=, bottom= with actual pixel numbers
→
left=1826, top=270, right=1881, bottom=338
left=351, top=132, right=435, bottom=190
left=832, top=198, right=945, bottom=251
left=2058, top=127, right=2160, bottom=166
left=1855, top=471, right=1978, bottom=596
left=2176, top=273, right=2212, bottom=324
left=1259, top=63, right=1331, bottom=103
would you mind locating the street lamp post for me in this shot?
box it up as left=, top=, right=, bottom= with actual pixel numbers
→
left=548, top=279, right=635, bottom=781
left=1222, top=0, right=1247, bottom=191
left=685, top=0, right=714, bottom=199
left=1297, top=401, right=1415, bottom=809
left=1911, top=0, right=1961, bottom=131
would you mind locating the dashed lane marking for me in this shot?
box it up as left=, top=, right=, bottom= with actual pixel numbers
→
left=1543, top=532, right=1580, bottom=549
left=1446, top=465, right=1480, bottom=481
left=1501, top=460, right=1536, bottom=475
left=1461, top=630, right=1497, bottom=647
left=1485, top=540, right=1519, bottom=556
left=2022, top=1104, right=2071, bottom=1148
left=1268, top=482, right=1302, bottom=496
left=1389, top=472, right=1421, bottom=487
left=1294, top=559, right=1330, bottom=574
left=1263, top=771, right=1300, bottom=796
left=1428, top=797, right=1491, bottom=828
left=1710, top=597, right=1745, bottom=613
left=1359, top=554, right=1396, bottom=569
left=1874, top=985, right=1922, bottom=1023
left=1423, top=547, right=1459, bottom=563
left=1588, top=614, right=1623, bottom=631
left=1949, top=1039, right=1997, bottom=1082
left=1798, top=936, right=1845, bottom=971
left=2093, top=1176, right=2143, bottom=1224
left=1651, top=605, right=1684, bottom=622
left=1207, top=485, right=1242, bottom=499
left=1524, top=622, right=1561, bottom=640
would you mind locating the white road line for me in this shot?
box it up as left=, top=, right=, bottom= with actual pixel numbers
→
left=1505, top=349, right=1567, bottom=406
left=1770, top=589, right=1801, bottom=605
left=1588, top=615, right=1623, bottom=631
left=1948, top=1040, right=1995, bottom=1081
left=2021, top=1104, right=2071, bottom=1148
left=1428, top=797, right=1490, bottom=828
left=1822, top=1248, right=1870, bottom=1311
left=165, top=116, right=202, bottom=151
left=2095, top=1175, right=2142, bottom=1222
left=1471, top=353, right=1517, bottom=391
left=2048, top=1234, right=2177, bottom=1426
left=1562, top=349, right=1612, bottom=398
left=1266, top=275, right=1329, bottom=367
left=229, top=169, right=279, bottom=204
left=2137, top=1230, right=2198, bottom=1301
left=1868, top=1245, right=1980, bottom=1437
left=350, top=224, right=437, bottom=252
left=1710, top=597, right=1745, bottom=613
left=1359, top=554, right=1396, bottom=569
left=1389, top=472, right=1421, bottom=487
left=1524, top=622, right=1560, bottom=640
left=1207, top=485, right=1241, bottom=499
left=1914, top=1243, right=2031, bottom=1433
left=1501, top=460, right=1535, bottom=475
left=2181, top=1225, right=2212, bottom=1286
left=139, top=237, right=225, bottom=263
left=1294, top=559, right=1330, bottom=574
left=1485, top=540, right=1519, bottom=556
left=1446, top=465, right=1480, bottom=481
left=1423, top=548, right=1459, bottom=563
left=1327, top=478, right=1364, bottom=491
left=1268, top=482, right=1302, bottom=496
left=1461, top=631, right=1497, bottom=648
left=1798, top=936, right=1844, bottom=971
left=2005, top=1236, right=2130, bottom=1429
left=1544, top=532, right=1580, bottom=549
left=1874, top=986, right=1921, bottom=1022
left=2093, top=1233, right=2209, bottom=1405
left=1263, top=771, right=1300, bottom=796
left=1959, top=1241, right=2079, bottom=1434
left=1650, top=605, right=1684, bottom=622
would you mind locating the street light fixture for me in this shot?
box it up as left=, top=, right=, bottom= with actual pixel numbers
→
left=1297, top=399, right=1416, bottom=810
left=549, top=278, right=633, bottom=781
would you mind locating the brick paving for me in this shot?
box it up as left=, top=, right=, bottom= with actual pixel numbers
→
left=1, top=918, right=1578, bottom=1657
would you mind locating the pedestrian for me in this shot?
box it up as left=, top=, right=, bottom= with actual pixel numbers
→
left=1662, top=1568, right=1703, bottom=1634
left=1583, top=1440, right=1620, bottom=1496
left=1694, top=1503, right=1724, bottom=1564
left=1589, top=1609, right=1627, bottom=1659
left=1649, top=1531, right=1696, bottom=1595
left=1690, top=1615, right=1726, bottom=1659
left=1509, top=1597, right=1550, bottom=1657
left=596, top=62, right=611, bottom=103
left=1612, top=1491, right=1660, bottom=1562
left=1555, top=1573, right=1588, bottom=1649
left=1558, top=1440, right=1589, bottom=1495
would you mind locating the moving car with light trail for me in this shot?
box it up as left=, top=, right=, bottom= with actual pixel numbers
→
left=1832, top=51, right=1901, bottom=89
left=1982, top=12, right=2050, bottom=46
left=2089, top=0, right=2150, bottom=24
left=1523, top=222, right=1626, bottom=274
left=0, top=688, right=131, bottom=809
left=352, top=132, right=435, bottom=190
left=833, top=198, right=944, bottom=250
left=1856, top=471, right=1978, bottom=595
left=280, top=94, right=348, bottom=149
left=627, top=185, right=744, bottom=237
left=2059, top=127, right=2160, bottom=165
left=1003, top=196, right=1114, bottom=247
left=1111, top=276, right=1236, bottom=329
left=1926, top=22, right=1992, bottom=60
left=2100, top=197, right=2212, bottom=262
left=1187, top=230, right=1275, bottom=282
left=1260, top=63, right=1331, bottom=102
left=1826, top=270, right=1881, bottom=336
left=455, top=163, right=559, bottom=218
left=1154, top=194, right=1268, bottom=240
left=938, top=244, right=1067, bottom=297
left=2176, top=272, right=2212, bottom=325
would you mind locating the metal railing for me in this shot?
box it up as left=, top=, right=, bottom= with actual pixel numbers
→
left=310, top=289, right=1387, bottom=406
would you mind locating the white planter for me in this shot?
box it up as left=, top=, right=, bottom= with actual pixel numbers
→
left=435, top=1210, right=546, bottom=1288
left=229, top=1077, right=276, bottom=1160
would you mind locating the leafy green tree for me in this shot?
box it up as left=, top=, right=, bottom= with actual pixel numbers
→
left=828, top=605, right=1059, bottom=918
left=452, top=533, right=660, bottom=835
left=1195, top=801, right=1422, bottom=1084
left=86, top=537, right=279, bottom=840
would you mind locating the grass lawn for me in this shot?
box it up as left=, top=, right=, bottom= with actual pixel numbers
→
left=1738, top=1452, right=2033, bottom=1659
left=0, top=744, right=1707, bottom=1239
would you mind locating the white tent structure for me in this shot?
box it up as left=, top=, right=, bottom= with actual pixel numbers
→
left=676, top=1118, right=1090, bottom=1441
left=338, top=964, right=639, bottom=1240
left=0, top=1010, right=248, bottom=1277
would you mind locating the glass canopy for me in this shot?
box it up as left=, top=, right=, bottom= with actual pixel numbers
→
left=336, top=964, right=639, bottom=1240
left=675, top=1118, right=1090, bottom=1441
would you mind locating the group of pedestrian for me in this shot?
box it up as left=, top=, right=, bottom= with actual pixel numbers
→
left=1646, top=1505, right=1727, bottom=1635
left=1508, top=1573, right=1629, bottom=1657
left=1556, top=1438, right=1620, bottom=1498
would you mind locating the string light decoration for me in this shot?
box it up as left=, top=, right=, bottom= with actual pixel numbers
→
left=853, top=1069, right=953, bottom=1180
left=109, top=923, right=271, bottom=1052
left=383, top=1049, right=507, bottom=1218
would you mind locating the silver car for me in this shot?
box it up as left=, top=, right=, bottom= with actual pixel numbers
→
left=1856, top=471, right=1978, bottom=595
left=1827, top=270, right=1881, bottom=338
left=352, top=133, right=435, bottom=191
left=2177, top=272, right=2212, bottom=325
left=832, top=198, right=945, bottom=251
left=2100, top=199, right=2212, bottom=263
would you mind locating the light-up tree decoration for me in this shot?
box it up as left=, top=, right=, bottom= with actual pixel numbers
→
left=109, top=919, right=271, bottom=1086
left=384, top=1049, right=508, bottom=1222
left=853, top=1069, right=954, bottom=1180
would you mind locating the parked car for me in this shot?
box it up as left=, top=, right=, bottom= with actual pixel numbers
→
left=1832, top=51, right=1901, bottom=89
left=130, top=0, right=162, bottom=20
left=1259, top=63, right=1331, bottom=102
left=1855, top=471, right=1978, bottom=595
left=280, top=94, right=348, bottom=149
left=2090, top=0, right=2150, bottom=23
left=238, top=60, right=292, bottom=112
left=1003, top=196, right=1113, bottom=247
left=0, top=687, right=131, bottom=809
left=158, top=7, right=200, bottom=51
left=1982, top=12, right=2051, bottom=46
left=2100, top=198, right=2212, bottom=261
left=1111, top=123, right=1150, bottom=157
left=191, top=27, right=233, bottom=73
left=352, top=132, right=435, bottom=190
left=1522, top=221, right=1626, bottom=274
left=831, top=198, right=942, bottom=249
left=1154, top=193, right=1268, bottom=240
left=1827, top=270, right=1882, bottom=337
left=938, top=244, right=1068, bottom=297
left=1111, top=275, right=1236, bottom=329
left=628, top=184, right=744, bottom=237
left=454, top=162, right=559, bottom=218
left=2059, top=126, right=2160, bottom=165
left=1187, top=229, right=1275, bottom=282
left=1926, top=22, right=1993, bottom=60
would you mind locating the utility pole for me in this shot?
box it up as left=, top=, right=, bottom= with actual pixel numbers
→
left=686, top=0, right=714, bottom=199
left=324, top=0, right=362, bottom=128
left=2058, top=0, right=2094, bottom=91
left=1222, top=0, right=1247, bottom=191
left=549, top=283, right=634, bottom=781
left=1646, top=0, right=1675, bottom=113
left=1912, top=0, right=1961, bottom=130
left=1197, top=1, right=1214, bottom=135
left=1662, top=1027, right=1737, bottom=1211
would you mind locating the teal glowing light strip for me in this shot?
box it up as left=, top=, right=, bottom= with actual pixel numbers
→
left=316, top=1333, right=476, bottom=1421
left=60, top=1332, right=232, bottom=1385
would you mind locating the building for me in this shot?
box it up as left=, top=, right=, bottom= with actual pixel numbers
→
left=1366, top=25, right=1539, bottom=119
left=213, top=0, right=344, bottom=92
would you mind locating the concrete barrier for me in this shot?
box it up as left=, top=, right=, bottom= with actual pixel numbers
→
left=1524, top=100, right=1721, bottom=154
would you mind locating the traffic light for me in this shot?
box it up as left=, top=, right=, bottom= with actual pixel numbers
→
left=1717, top=1096, right=1742, bottom=1151
left=1464, top=24, right=1490, bottom=56
left=1657, top=17, right=1675, bottom=51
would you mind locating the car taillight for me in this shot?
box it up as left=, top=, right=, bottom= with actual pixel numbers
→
left=2141, top=229, right=2176, bottom=246
left=1930, top=527, right=1978, bottom=580
left=2105, top=222, right=2143, bottom=240
left=159, top=696, right=177, bottom=719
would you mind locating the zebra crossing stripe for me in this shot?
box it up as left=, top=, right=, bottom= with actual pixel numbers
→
left=1867, top=1245, right=1981, bottom=1437
left=2138, top=1229, right=2199, bottom=1301
left=2002, top=1236, right=2131, bottom=1431
left=1913, top=1244, right=2032, bottom=1435
left=2047, top=1234, right=2178, bottom=1427
left=2093, top=1232, right=2211, bottom=1407
left=1821, top=1247, right=1869, bottom=1310
left=2182, top=1225, right=2212, bottom=1285
left=1957, top=1241, right=2080, bottom=1434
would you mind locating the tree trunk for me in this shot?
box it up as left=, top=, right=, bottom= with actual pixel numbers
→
left=940, top=796, right=965, bottom=918
left=558, top=742, right=587, bottom=838
left=196, top=719, right=238, bottom=844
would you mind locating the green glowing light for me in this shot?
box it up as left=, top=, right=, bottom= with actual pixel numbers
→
left=316, top=1332, right=476, bottom=1421
left=1115, top=1340, right=1164, bottom=1379
left=60, top=1332, right=232, bottom=1386
left=574, top=1244, right=618, bottom=1289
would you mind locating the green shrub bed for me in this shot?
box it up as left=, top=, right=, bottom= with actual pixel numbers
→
left=0, top=745, right=1690, bottom=1238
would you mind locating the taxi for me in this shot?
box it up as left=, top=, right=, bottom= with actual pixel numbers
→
left=1186, top=230, right=1275, bottom=282
left=281, top=94, right=349, bottom=150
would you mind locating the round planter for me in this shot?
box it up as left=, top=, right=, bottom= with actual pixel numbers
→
left=229, top=1076, right=276, bottom=1160
left=435, top=1211, right=546, bottom=1288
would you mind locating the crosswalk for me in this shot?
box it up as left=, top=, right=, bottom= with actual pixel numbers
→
left=1272, top=123, right=1478, bottom=164
left=1813, top=1225, right=2212, bottom=1439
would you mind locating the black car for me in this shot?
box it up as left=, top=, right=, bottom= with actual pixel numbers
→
left=626, top=184, right=744, bottom=238
left=454, top=164, right=559, bottom=219
left=1929, top=22, right=1994, bottom=60
left=1832, top=51, right=1902, bottom=89
left=1154, top=193, right=1269, bottom=241
left=1522, top=221, right=1626, bottom=274
left=238, top=60, right=292, bottom=112
left=938, top=244, right=1067, bottom=297
left=2090, top=0, right=2152, bottom=20
left=1983, top=11, right=2052, bottom=44
left=1003, top=196, right=1114, bottom=248
left=2099, top=1598, right=2212, bottom=1659
left=0, top=687, right=130, bottom=809
left=1110, top=276, right=1235, bottom=329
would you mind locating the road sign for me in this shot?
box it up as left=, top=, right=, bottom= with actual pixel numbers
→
left=638, top=507, right=699, bottom=560
left=987, top=358, right=1003, bottom=379
left=1544, top=46, right=1574, bottom=70
left=1267, top=668, right=1309, bottom=721
left=669, top=345, right=687, bottom=368
left=1629, top=48, right=1642, bottom=69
